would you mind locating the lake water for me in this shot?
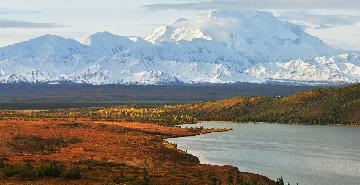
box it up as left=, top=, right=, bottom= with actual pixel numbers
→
left=167, top=122, right=360, bottom=185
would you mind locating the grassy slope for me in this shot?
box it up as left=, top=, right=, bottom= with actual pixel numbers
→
left=167, top=84, right=360, bottom=125
left=0, top=120, right=276, bottom=185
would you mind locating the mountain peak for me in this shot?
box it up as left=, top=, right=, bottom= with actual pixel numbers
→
left=83, top=31, right=141, bottom=56
left=8, top=34, right=73, bottom=47
left=205, top=9, right=274, bottom=19
left=0, top=34, right=84, bottom=58
left=36, top=34, right=65, bottom=40
left=0, top=10, right=357, bottom=85
left=207, top=10, right=217, bottom=18
left=84, top=31, right=122, bottom=45
left=145, top=10, right=338, bottom=61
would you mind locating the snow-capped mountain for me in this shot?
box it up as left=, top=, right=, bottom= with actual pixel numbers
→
left=246, top=54, right=360, bottom=83
left=145, top=10, right=338, bottom=62
left=0, top=10, right=359, bottom=85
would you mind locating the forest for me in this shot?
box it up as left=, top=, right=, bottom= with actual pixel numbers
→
left=2, top=84, right=358, bottom=126
left=93, top=83, right=360, bottom=126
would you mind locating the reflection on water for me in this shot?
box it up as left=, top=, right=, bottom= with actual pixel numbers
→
left=167, top=122, right=360, bottom=185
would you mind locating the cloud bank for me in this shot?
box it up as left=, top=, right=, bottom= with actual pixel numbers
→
left=278, top=11, right=360, bottom=29
left=144, top=0, right=360, bottom=11
left=0, top=19, right=65, bottom=28
left=144, top=0, right=360, bottom=30
left=0, top=7, right=39, bottom=15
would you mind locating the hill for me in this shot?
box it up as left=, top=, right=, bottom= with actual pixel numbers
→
left=88, top=84, right=359, bottom=126
left=166, top=84, right=360, bottom=125
left=2, top=84, right=358, bottom=126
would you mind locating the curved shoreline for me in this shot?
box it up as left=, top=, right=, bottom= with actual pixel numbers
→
left=198, top=120, right=360, bottom=128
left=165, top=125, right=277, bottom=184
left=170, top=121, right=360, bottom=185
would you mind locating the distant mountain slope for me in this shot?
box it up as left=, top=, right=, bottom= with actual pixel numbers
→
left=0, top=10, right=359, bottom=85
left=246, top=54, right=360, bottom=83
left=146, top=10, right=337, bottom=61
left=167, top=84, right=360, bottom=125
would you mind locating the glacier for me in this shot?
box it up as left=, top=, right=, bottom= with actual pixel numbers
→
left=0, top=10, right=359, bottom=85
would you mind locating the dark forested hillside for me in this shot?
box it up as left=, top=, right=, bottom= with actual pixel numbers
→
left=68, top=84, right=359, bottom=126
left=1, top=84, right=358, bottom=126
left=166, top=84, right=360, bottom=125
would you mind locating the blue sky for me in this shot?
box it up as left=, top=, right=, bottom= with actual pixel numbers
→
left=1, top=0, right=360, bottom=50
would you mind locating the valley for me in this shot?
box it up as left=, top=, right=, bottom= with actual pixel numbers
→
left=0, top=83, right=358, bottom=184
left=1, top=2, right=360, bottom=185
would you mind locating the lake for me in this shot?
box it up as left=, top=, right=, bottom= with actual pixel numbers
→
left=167, top=122, right=360, bottom=185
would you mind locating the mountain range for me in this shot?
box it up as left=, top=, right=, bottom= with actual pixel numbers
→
left=0, top=10, right=359, bottom=85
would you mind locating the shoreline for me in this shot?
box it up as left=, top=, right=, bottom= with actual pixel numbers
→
left=164, top=124, right=276, bottom=183
left=170, top=121, right=360, bottom=185
left=197, top=120, right=360, bottom=128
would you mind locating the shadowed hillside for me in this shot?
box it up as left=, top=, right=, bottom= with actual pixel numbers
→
left=0, top=83, right=317, bottom=109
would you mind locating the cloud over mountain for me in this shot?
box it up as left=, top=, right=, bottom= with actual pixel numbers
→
left=0, top=10, right=359, bottom=85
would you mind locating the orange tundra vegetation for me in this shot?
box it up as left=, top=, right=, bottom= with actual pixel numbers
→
left=0, top=118, right=276, bottom=185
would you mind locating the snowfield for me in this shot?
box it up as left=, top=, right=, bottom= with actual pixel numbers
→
left=0, top=10, right=359, bottom=85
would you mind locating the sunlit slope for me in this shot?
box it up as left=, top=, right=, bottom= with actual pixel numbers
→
left=168, top=84, right=360, bottom=125
left=24, top=84, right=358, bottom=126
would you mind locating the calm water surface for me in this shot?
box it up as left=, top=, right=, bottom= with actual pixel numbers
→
left=167, top=122, right=360, bottom=185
